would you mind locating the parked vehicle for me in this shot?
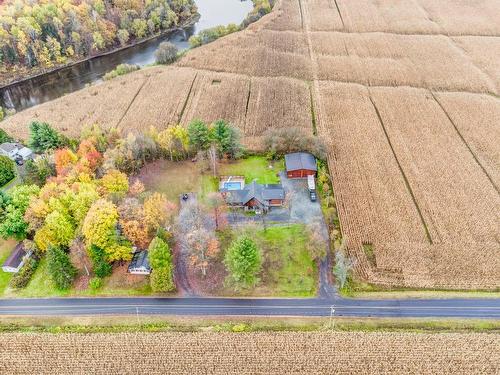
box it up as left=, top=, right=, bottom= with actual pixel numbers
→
left=307, top=175, right=317, bottom=202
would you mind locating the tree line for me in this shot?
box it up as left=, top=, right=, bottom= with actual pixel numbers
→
left=0, top=0, right=197, bottom=75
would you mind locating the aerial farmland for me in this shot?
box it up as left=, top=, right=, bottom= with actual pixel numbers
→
left=2, top=0, right=498, bottom=291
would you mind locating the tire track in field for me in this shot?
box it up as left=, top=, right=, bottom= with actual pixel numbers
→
left=431, top=91, right=500, bottom=195
left=115, top=75, right=150, bottom=129
left=368, top=95, right=434, bottom=244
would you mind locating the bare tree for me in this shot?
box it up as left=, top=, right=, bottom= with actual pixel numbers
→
left=333, top=239, right=353, bottom=289
left=207, top=144, right=218, bottom=177
left=206, top=192, right=227, bottom=230
left=306, top=221, right=327, bottom=260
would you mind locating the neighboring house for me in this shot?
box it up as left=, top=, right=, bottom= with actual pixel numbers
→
left=128, top=250, right=151, bottom=275
left=285, top=152, right=317, bottom=178
left=221, top=180, right=285, bottom=212
left=2, top=243, right=32, bottom=273
left=0, top=142, right=34, bottom=161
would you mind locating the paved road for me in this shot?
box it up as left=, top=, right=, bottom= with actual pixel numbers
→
left=0, top=296, right=499, bottom=318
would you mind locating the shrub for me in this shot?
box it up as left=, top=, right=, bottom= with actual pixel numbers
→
left=103, top=64, right=140, bottom=81
left=0, top=128, right=12, bottom=143
left=0, top=155, right=15, bottom=187
left=264, top=127, right=326, bottom=160
left=189, top=24, right=240, bottom=48
left=89, top=277, right=103, bottom=291
left=0, top=106, right=4, bottom=121
left=9, top=257, right=39, bottom=289
left=241, top=0, right=273, bottom=27
left=155, top=42, right=178, bottom=64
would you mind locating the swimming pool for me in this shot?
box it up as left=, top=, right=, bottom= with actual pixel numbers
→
left=224, top=182, right=242, bottom=190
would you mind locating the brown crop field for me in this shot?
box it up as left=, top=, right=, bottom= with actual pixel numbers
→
left=0, top=331, right=498, bottom=374
left=1, top=0, right=499, bottom=289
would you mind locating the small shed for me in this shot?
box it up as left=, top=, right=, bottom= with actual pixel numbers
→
left=127, top=250, right=151, bottom=275
left=285, top=152, right=317, bottom=178
left=2, top=243, right=31, bottom=273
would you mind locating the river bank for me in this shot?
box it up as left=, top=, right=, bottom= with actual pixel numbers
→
left=0, top=15, right=200, bottom=90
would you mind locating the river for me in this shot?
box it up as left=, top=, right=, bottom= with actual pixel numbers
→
left=0, top=0, right=253, bottom=112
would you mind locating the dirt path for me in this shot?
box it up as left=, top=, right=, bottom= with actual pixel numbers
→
left=173, top=194, right=198, bottom=297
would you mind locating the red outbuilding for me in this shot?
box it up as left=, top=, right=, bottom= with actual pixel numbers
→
left=285, top=152, right=317, bottom=178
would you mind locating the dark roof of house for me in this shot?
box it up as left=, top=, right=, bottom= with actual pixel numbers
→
left=0, top=142, right=19, bottom=153
left=128, top=250, right=151, bottom=271
left=224, top=181, right=285, bottom=206
left=2, top=243, right=27, bottom=269
left=285, top=152, right=317, bottom=172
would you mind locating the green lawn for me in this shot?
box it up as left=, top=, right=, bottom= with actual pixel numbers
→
left=0, top=239, right=17, bottom=294
left=252, top=224, right=317, bottom=297
left=220, top=156, right=283, bottom=184
left=137, top=159, right=218, bottom=203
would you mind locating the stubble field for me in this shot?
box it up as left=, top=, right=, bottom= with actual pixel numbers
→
left=1, top=0, right=499, bottom=289
left=0, top=331, right=498, bottom=374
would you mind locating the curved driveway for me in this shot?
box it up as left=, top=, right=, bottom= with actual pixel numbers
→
left=0, top=296, right=499, bottom=318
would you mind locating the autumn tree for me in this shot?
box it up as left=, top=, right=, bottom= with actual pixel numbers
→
left=34, top=210, right=75, bottom=252
left=47, top=245, right=77, bottom=290
left=157, top=125, right=189, bottom=160
left=77, top=139, right=102, bottom=172
left=143, top=192, right=170, bottom=231
left=0, top=184, right=40, bottom=240
left=129, top=179, right=145, bottom=196
left=186, top=228, right=220, bottom=277
left=55, top=148, right=78, bottom=176
left=206, top=192, right=227, bottom=230
left=224, top=236, right=261, bottom=289
left=83, top=199, right=131, bottom=262
left=100, top=169, right=129, bottom=198
left=306, top=221, right=327, bottom=261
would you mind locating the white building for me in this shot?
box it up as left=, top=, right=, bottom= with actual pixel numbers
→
left=0, top=142, right=34, bottom=161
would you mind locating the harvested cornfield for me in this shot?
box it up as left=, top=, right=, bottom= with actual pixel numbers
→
left=313, top=33, right=496, bottom=93
left=1, top=332, right=498, bottom=374
left=244, top=77, right=313, bottom=149
left=262, top=0, right=303, bottom=31
left=180, top=72, right=250, bottom=132
left=432, top=91, right=500, bottom=189
left=118, top=67, right=197, bottom=133
left=370, top=87, right=499, bottom=244
left=452, top=36, right=500, bottom=93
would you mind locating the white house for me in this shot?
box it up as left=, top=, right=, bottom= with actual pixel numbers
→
left=2, top=243, right=32, bottom=273
left=127, top=250, right=151, bottom=275
left=0, top=142, right=33, bottom=161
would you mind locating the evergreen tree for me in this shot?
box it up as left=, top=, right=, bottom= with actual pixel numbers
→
left=47, top=245, right=77, bottom=290
left=27, top=121, right=62, bottom=152
left=88, top=244, right=112, bottom=278
left=187, top=119, right=210, bottom=151
left=150, top=264, right=174, bottom=292
left=148, top=236, right=174, bottom=292
left=224, top=236, right=261, bottom=289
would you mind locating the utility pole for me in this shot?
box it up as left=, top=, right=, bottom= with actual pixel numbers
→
left=330, top=305, right=335, bottom=329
